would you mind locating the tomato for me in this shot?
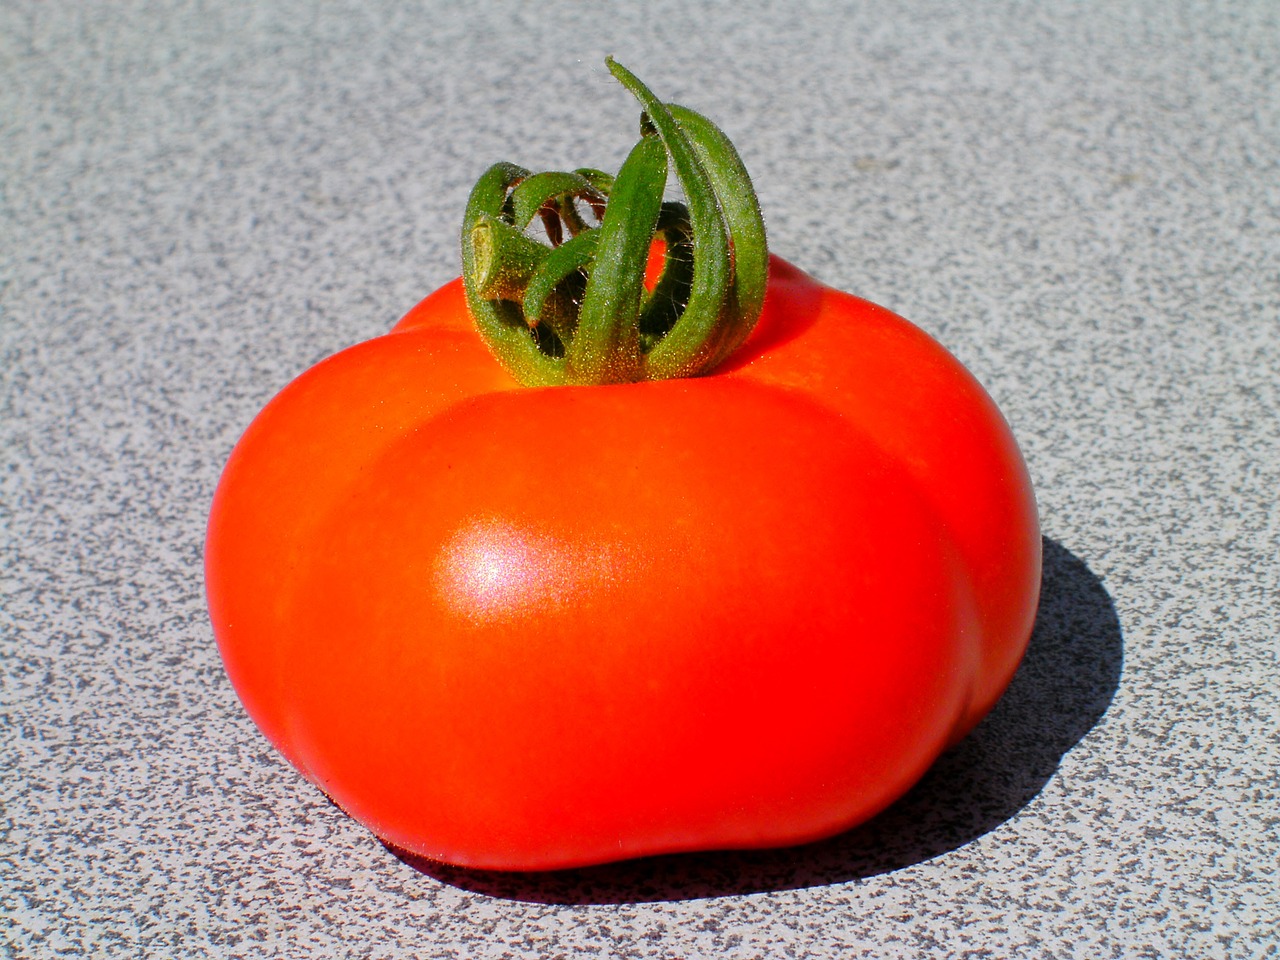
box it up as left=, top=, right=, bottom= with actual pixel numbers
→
left=205, top=254, right=1039, bottom=871
left=205, top=59, right=1039, bottom=871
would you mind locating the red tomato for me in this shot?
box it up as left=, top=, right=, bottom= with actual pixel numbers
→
left=205, top=255, right=1040, bottom=871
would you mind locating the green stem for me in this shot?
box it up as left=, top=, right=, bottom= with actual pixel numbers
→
left=567, top=133, right=667, bottom=384
left=604, top=58, right=733, bottom=381
left=461, top=162, right=565, bottom=385
left=509, top=171, right=606, bottom=233
left=470, top=215, right=549, bottom=303
left=459, top=61, right=767, bottom=387
left=638, top=201, right=694, bottom=349
left=666, top=104, right=769, bottom=369
left=524, top=229, right=600, bottom=341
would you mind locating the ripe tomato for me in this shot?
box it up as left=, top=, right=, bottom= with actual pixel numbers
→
left=205, top=254, right=1040, bottom=871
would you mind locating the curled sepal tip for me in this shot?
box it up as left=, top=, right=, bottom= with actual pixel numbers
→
left=460, top=60, right=767, bottom=387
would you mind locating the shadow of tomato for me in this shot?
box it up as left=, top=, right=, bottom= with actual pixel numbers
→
left=390, top=537, right=1122, bottom=903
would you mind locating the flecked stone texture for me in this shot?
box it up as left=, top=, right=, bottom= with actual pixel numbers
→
left=3, top=1, right=1277, bottom=957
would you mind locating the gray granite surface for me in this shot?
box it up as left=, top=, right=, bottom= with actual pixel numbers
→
left=3, top=1, right=1277, bottom=956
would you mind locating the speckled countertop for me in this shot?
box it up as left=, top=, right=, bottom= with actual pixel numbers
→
left=3, top=2, right=1277, bottom=957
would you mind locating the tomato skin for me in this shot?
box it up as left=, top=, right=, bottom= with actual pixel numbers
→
left=205, top=256, right=1039, bottom=870
left=727, top=258, right=1041, bottom=742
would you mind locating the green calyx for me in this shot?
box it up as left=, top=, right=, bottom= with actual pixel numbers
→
left=460, top=58, right=768, bottom=386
